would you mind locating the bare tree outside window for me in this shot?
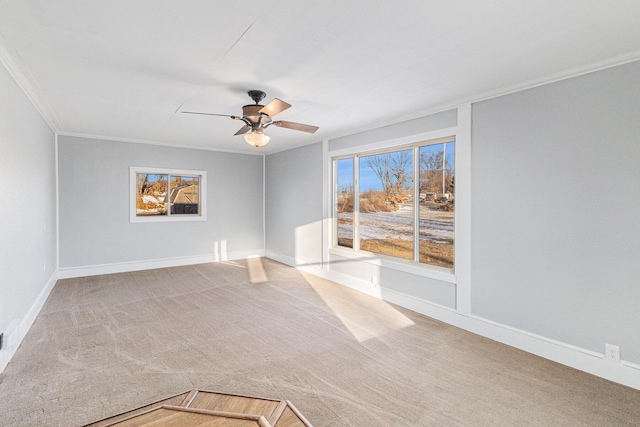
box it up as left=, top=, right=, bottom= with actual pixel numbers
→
left=359, top=149, right=414, bottom=260
left=132, top=168, right=205, bottom=222
left=136, top=173, right=168, bottom=215
left=419, top=145, right=454, bottom=197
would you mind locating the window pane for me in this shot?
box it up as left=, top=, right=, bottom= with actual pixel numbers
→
left=419, top=141, right=455, bottom=268
left=359, top=149, right=413, bottom=260
left=170, top=175, right=200, bottom=215
left=335, top=158, right=354, bottom=248
left=136, top=173, right=168, bottom=216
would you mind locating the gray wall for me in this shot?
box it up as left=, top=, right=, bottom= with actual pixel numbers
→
left=265, top=142, right=323, bottom=266
left=0, top=63, right=57, bottom=333
left=263, top=61, right=640, bottom=365
left=329, top=109, right=457, bottom=152
left=471, top=61, right=640, bottom=362
left=58, top=136, right=264, bottom=267
left=328, top=253, right=456, bottom=308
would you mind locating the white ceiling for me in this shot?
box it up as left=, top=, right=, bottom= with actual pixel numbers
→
left=1, top=1, right=639, bottom=154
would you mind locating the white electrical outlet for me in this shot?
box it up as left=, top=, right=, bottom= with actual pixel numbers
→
left=371, top=275, right=378, bottom=287
left=605, top=344, right=620, bottom=362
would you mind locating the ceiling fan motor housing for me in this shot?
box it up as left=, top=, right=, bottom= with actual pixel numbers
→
left=241, top=104, right=271, bottom=130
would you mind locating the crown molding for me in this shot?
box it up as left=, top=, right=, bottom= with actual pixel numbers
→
left=324, top=51, right=640, bottom=143
left=0, top=31, right=61, bottom=132
left=57, top=132, right=265, bottom=156
left=467, top=50, right=640, bottom=105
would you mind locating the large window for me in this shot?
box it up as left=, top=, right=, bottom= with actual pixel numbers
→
left=333, top=137, right=454, bottom=270
left=130, top=167, right=206, bottom=222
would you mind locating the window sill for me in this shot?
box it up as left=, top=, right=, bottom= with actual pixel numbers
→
left=328, top=246, right=456, bottom=284
left=130, top=215, right=207, bottom=223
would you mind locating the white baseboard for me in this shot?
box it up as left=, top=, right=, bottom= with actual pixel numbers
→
left=57, top=250, right=266, bottom=279
left=304, top=264, right=383, bottom=298
left=282, top=257, right=640, bottom=391
left=264, top=251, right=296, bottom=267
left=0, top=271, right=57, bottom=373
left=264, top=251, right=323, bottom=272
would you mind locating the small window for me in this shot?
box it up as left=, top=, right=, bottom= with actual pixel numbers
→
left=130, top=167, right=206, bottom=222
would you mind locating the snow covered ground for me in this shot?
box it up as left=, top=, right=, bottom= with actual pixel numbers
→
left=338, top=203, right=453, bottom=243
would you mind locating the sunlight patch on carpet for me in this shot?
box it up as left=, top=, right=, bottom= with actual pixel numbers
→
left=247, top=256, right=269, bottom=283
left=300, top=271, right=414, bottom=343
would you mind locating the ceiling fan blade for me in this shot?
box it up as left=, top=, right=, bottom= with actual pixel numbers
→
left=273, top=121, right=319, bottom=134
left=182, top=111, right=239, bottom=119
left=259, top=98, right=291, bottom=117
left=234, top=125, right=251, bottom=136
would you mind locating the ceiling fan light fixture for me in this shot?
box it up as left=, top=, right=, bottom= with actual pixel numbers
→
left=244, top=130, right=270, bottom=147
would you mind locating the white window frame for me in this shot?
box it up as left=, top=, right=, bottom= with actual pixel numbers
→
left=323, top=106, right=471, bottom=313
left=130, top=166, right=207, bottom=223
left=331, top=136, right=455, bottom=271
left=327, top=127, right=460, bottom=283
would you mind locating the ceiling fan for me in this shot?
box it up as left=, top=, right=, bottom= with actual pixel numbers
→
left=182, top=90, right=319, bottom=147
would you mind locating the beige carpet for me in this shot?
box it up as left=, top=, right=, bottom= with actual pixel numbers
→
left=1, top=258, right=639, bottom=426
